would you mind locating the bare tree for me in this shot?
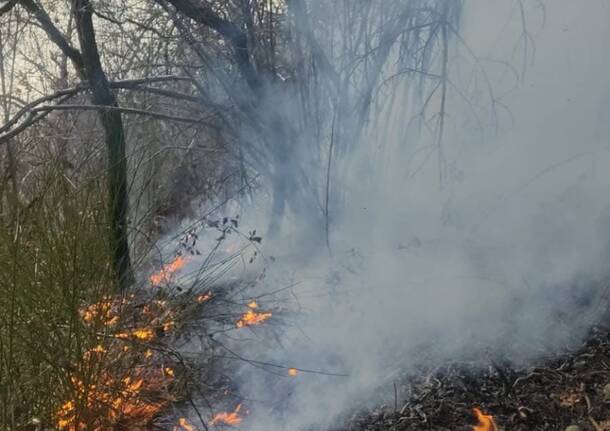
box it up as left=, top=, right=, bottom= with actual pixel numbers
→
left=0, top=0, right=463, bottom=267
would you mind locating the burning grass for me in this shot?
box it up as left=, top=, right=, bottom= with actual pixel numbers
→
left=0, top=175, right=267, bottom=430
left=55, top=292, right=182, bottom=430
left=211, top=404, right=244, bottom=426
left=150, top=255, right=191, bottom=286
left=338, top=325, right=610, bottom=431
left=0, top=191, right=203, bottom=430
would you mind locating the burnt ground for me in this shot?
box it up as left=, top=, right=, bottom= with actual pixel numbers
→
left=339, top=325, right=610, bottom=431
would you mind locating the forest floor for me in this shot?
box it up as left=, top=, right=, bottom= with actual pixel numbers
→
left=338, top=325, right=610, bottom=431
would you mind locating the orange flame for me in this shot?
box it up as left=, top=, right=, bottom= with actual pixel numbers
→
left=150, top=255, right=189, bottom=286
left=83, top=345, right=107, bottom=359
left=472, top=408, right=497, bottom=431
left=211, top=404, right=243, bottom=426
left=174, top=417, right=196, bottom=431
left=57, top=371, right=170, bottom=430
left=236, top=309, right=272, bottom=328
left=235, top=300, right=272, bottom=328
left=288, top=368, right=298, bottom=377
left=79, top=298, right=124, bottom=326
left=196, top=292, right=212, bottom=303
left=116, top=327, right=155, bottom=341
left=58, top=293, right=180, bottom=430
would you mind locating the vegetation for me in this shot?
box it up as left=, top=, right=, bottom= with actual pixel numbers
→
left=0, top=163, right=116, bottom=427
left=0, top=0, right=467, bottom=428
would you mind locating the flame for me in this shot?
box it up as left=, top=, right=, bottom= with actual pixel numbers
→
left=174, top=417, right=196, bottom=431
left=56, top=370, right=170, bottom=431
left=116, top=327, right=155, bottom=341
left=288, top=368, right=298, bottom=377
left=79, top=298, right=124, bottom=326
left=235, top=300, right=272, bottom=328
left=83, top=345, right=106, bottom=359
left=472, top=408, right=497, bottom=431
left=163, top=320, right=176, bottom=332
left=150, top=255, right=189, bottom=286
left=211, top=404, right=243, bottom=426
left=57, top=293, right=180, bottom=430
left=236, top=308, right=272, bottom=328
left=196, top=292, right=212, bottom=303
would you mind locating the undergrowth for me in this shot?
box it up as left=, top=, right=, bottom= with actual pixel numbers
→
left=0, top=164, right=179, bottom=430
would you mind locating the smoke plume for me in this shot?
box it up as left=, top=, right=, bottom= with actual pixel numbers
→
left=170, top=1, right=610, bottom=429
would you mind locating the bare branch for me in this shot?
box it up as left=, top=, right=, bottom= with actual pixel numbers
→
left=0, top=75, right=195, bottom=138
left=18, top=0, right=85, bottom=77
left=159, top=0, right=262, bottom=91
left=30, top=103, right=218, bottom=126
left=0, top=0, right=17, bottom=16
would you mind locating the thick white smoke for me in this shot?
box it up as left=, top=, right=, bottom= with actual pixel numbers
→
left=170, top=1, right=610, bottom=429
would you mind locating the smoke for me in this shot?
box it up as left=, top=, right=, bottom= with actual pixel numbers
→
left=172, top=1, right=610, bottom=429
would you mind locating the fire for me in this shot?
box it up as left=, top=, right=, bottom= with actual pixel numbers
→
left=211, top=404, right=243, bottom=426
left=196, top=292, right=212, bottom=303
left=79, top=298, right=123, bottom=326
left=116, top=327, right=155, bottom=341
left=58, top=292, right=181, bottom=430
left=174, top=417, right=196, bottom=431
left=150, top=255, right=189, bottom=286
left=56, top=371, right=170, bottom=431
left=163, top=320, right=176, bottom=332
left=472, top=407, right=497, bottom=431
left=236, top=308, right=272, bottom=328
left=288, top=368, right=298, bottom=377
left=83, top=345, right=106, bottom=359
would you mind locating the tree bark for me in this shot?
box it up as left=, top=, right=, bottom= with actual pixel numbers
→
left=72, top=0, right=134, bottom=289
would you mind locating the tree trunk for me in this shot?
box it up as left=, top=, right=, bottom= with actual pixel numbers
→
left=73, top=0, right=134, bottom=289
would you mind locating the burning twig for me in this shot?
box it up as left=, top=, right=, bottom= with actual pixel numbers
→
left=235, top=300, right=272, bottom=328
left=210, top=404, right=243, bottom=426
left=150, top=255, right=190, bottom=286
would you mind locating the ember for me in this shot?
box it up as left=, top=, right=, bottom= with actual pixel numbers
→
left=211, top=404, right=243, bottom=426
left=288, top=368, right=298, bottom=377
left=150, top=255, right=189, bottom=286
left=472, top=408, right=497, bottom=431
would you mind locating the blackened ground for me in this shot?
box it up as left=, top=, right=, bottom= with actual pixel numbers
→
left=338, top=325, right=610, bottom=431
